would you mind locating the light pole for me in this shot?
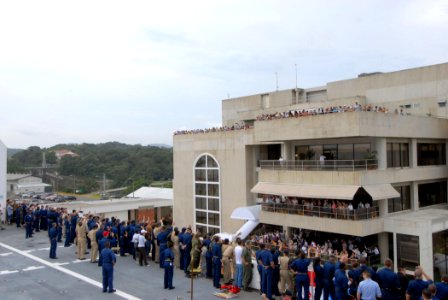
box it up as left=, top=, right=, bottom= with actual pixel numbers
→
left=71, top=175, right=76, bottom=194
left=128, top=179, right=135, bottom=198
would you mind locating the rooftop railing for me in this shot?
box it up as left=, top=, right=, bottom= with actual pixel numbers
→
left=261, top=202, right=380, bottom=220
left=259, top=159, right=378, bottom=171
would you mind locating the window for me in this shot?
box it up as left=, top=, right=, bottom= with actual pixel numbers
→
left=433, top=230, right=448, bottom=282
left=387, top=143, right=409, bottom=168
left=418, top=180, right=447, bottom=207
left=417, top=143, right=446, bottom=166
left=388, top=185, right=411, bottom=213
left=323, top=144, right=337, bottom=160
left=354, top=144, right=371, bottom=160
left=194, top=154, right=221, bottom=234
left=338, top=144, right=354, bottom=160
left=397, top=234, right=420, bottom=270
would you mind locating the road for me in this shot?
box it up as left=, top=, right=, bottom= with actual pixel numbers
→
left=0, top=226, right=260, bottom=300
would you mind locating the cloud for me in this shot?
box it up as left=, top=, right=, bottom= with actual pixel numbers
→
left=1, top=0, right=447, bottom=148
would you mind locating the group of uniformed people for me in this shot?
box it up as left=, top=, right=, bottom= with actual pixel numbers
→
left=12, top=200, right=448, bottom=299
left=252, top=245, right=448, bottom=300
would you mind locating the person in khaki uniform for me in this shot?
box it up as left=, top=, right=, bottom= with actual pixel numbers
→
left=221, top=239, right=234, bottom=284
left=75, top=217, right=88, bottom=260
left=153, top=224, right=161, bottom=263
left=242, top=241, right=253, bottom=291
left=88, top=224, right=99, bottom=263
left=279, top=249, right=292, bottom=294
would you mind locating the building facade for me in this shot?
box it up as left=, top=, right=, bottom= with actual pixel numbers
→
left=173, top=63, right=448, bottom=279
left=0, top=140, right=6, bottom=222
left=7, top=174, right=52, bottom=195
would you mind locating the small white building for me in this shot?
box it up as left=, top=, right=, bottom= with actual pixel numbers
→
left=50, top=188, right=173, bottom=222
left=7, top=174, right=52, bottom=195
left=0, top=140, right=6, bottom=222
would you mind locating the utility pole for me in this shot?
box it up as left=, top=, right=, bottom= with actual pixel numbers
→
left=103, top=173, right=106, bottom=196
left=275, top=72, right=279, bottom=91
left=295, top=64, right=299, bottom=104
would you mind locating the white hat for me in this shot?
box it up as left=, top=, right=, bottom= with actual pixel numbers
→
left=141, top=230, right=147, bottom=234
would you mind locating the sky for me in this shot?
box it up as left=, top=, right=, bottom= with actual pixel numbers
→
left=1, top=0, right=448, bottom=149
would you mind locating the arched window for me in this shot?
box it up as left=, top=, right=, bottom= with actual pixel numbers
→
left=194, top=154, right=220, bottom=235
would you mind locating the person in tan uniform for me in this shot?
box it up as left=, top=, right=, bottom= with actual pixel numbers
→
left=279, top=249, right=292, bottom=294
left=75, top=217, right=88, bottom=260
left=88, top=224, right=99, bottom=263
left=153, top=224, right=161, bottom=263
left=221, top=239, right=234, bottom=285
left=171, top=228, right=180, bottom=268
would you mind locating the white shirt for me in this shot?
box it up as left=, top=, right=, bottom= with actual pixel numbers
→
left=137, top=234, right=146, bottom=248
left=234, top=245, right=243, bottom=265
left=132, top=233, right=140, bottom=244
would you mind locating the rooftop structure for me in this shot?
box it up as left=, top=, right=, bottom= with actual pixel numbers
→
left=173, top=62, right=448, bottom=280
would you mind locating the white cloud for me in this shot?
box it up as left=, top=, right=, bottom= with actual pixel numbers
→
left=1, top=0, right=447, bottom=148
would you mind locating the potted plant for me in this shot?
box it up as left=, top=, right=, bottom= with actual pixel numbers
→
left=364, top=150, right=378, bottom=169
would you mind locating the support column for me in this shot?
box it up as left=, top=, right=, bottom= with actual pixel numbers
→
left=284, top=226, right=292, bottom=239
left=375, top=138, right=387, bottom=170
left=378, top=232, right=389, bottom=264
left=411, top=139, right=418, bottom=168
left=419, top=229, right=434, bottom=279
left=378, top=199, right=388, bottom=217
left=282, top=142, right=293, bottom=161
left=393, top=232, right=398, bottom=272
left=411, top=182, right=419, bottom=211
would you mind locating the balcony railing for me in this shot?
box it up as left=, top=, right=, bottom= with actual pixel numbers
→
left=261, top=203, right=380, bottom=220
left=259, top=159, right=378, bottom=171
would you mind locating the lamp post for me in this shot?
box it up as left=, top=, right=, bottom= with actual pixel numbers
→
left=71, top=175, right=76, bottom=194
left=128, top=179, right=135, bottom=198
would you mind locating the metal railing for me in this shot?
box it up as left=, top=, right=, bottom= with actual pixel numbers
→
left=259, top=159, right=378, bottom=171
left=261, top=203, right=380, bottom=220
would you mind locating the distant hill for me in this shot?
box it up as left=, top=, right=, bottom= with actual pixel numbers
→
left=7, top=142, right=173, bottom=193
left=149, top=143, right=171, bottom=148
left=7, top=148, right=24, bottom=158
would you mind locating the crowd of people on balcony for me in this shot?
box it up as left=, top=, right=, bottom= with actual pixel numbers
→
left=173, top=123, right=251, bottom=136
left=256, top=102, right=390, bottom=121
left=261, top=194, right=377, bottom=220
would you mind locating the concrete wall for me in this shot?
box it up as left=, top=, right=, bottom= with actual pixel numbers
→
left=254, top=112, right=448, bottom=143
left=327, top=63, right=448, bottom=119
left=173, top=130, right=255, bottom=233
left=0, top=140, right=6, bottom=223
left=221, top=63, right=448, bottom=125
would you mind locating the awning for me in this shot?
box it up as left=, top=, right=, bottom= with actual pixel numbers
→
left=231, top=205, right=261, bottom=221
left=251, top=182, right=359, bottom=200
left=362, top=184, right=400, bottom=200
left=251, top=182, right=400, bottom=201
left=234, top=220, right=259, bottom=240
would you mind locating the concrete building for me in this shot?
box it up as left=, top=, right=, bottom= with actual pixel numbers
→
left=7, top=174, right=52, bottom=195
left=173, top=62, right=448, bottom=279
left=0, top=140, right=6, bottom=223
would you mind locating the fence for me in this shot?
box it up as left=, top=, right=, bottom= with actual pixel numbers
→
left=259, top=159, right=378, bottom=171
left=261, top=203, right=379, bottom=220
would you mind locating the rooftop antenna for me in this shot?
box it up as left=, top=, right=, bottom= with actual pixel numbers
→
left=295, top=64, right=298, bottom=89
left=275, top=72, right=279, bottom=91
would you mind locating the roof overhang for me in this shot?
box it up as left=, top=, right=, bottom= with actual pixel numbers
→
left=251, top=182, right=399, bottom=201
left=362, top=184, right=400, bottom=200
